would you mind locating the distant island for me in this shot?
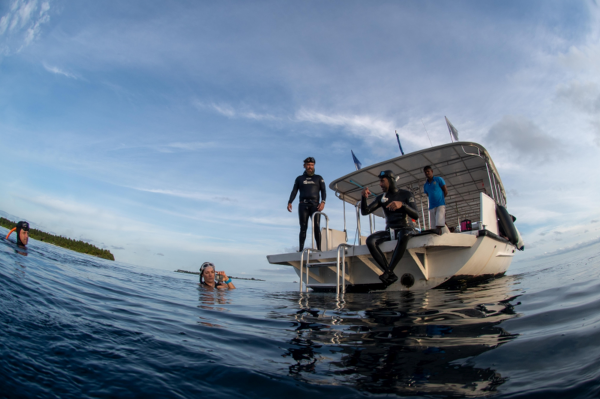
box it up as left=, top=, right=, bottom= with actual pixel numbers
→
left=0, top=217, right=115, bottom=261
left=175, top=269, right=265, bottom=281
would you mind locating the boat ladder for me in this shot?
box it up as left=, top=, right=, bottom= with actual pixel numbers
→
left=299, top=243, right=353, bottom=295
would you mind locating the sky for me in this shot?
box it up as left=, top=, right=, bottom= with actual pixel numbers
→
left=0, top=0, right=599, bottom=280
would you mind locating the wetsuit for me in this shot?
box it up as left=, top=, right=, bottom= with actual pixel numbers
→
left=288, top=172, right=327, bottom=251
left=361, top=187, right=419, bottom=281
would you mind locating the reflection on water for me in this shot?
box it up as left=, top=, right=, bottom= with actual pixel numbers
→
left=269, top=277, right=521, bottom=396
left=197, top=287, right=232, bottom=328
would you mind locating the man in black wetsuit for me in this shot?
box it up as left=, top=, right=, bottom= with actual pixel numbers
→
left=361, top=170, right=419, bottom=287
left=5, top=221, right=29, bottom=247
left=287, top=157, right=327, bottom=251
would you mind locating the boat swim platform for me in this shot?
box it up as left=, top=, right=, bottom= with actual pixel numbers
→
left=267, top=230, right=515, bottom=292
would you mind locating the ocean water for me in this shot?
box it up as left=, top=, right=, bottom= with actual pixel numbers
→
left=2, top=229, right=600, bottom=398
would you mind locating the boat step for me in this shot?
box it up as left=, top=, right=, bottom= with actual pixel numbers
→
left=307, top=261, right=346, bottom=268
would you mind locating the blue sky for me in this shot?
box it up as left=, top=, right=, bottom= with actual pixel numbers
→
left=1, top=0, right=599, bottom=280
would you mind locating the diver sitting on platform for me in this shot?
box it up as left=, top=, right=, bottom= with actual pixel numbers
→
left=361, top=170, right=419, bottom=287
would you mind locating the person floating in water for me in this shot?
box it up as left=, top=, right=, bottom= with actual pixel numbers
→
left=199, top=262, right=236, bottom=289
left=287, top=157, right=327, bottom=252
left=361, top=170, right=419, bottom=287
left=6, top=221, right=30, bottom=247
left=423, top=165, right=448, bottom=235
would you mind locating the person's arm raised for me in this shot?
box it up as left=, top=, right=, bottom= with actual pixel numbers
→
left=361, top=188, right=380, bottom=215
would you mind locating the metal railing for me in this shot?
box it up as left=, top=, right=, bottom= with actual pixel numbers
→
left=299, top=243, right=352, bottom=295
left=335, top=243, right=352, bottom=296
left=299, top=248, right=312, bottom=293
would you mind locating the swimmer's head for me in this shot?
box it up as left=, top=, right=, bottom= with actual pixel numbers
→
left=378, top=170, right=397, bottom=193
left=16, top=221, right=29, bottom=246
left=199, top=262, right=216, bottom=285
left=303, top=157, right=315, bottom=176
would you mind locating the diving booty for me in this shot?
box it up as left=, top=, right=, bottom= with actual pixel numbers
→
left=267, top=141, right=524, bottom=292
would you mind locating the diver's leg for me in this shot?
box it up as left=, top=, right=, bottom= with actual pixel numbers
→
left=298, top=204, right=310, bottom=251
left=386, top=229, right=414, bottom=285
left=312, top=206, right=322, bottom=251
left=366, top=231, right=392, bottom=284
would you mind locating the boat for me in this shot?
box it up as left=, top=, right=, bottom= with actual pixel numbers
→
left=267, top=141, right=524, bottom=292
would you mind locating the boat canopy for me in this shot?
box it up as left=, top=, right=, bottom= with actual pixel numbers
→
left=329, top=142, right=506, bottom=228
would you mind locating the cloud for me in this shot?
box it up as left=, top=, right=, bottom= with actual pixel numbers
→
left=555, top=81, right=600, bottom=146
left=163, top=142, right=215, bottom=151
left=0, top=0, right=51, bottom=56
left=295, top=109, right=395, bottom=140
left=156, top=253, right=164, bottom=256
left=111, top=246, right=125, bottom=250
left=194, top=100, right=277, bottom=121
left=538, top=235, right=600, bottom=259
left=112, top=141, right=217, bottom=153
left=592, top=220, right=599, bottom=224
left=556, top=81, right=600, bottom=114
left=129, top=187, right=234, bottom=203
left=508, top=206, right=562, bottom=225
left=484, top=115, right=560, bottom=162
left=42, top=62, right=80, bottom=79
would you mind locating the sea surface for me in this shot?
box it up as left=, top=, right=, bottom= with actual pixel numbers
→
left=2, top=228, right=600, bottom=399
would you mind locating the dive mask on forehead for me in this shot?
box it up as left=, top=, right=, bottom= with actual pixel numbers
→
left=200, top=262, right=215, bottom=272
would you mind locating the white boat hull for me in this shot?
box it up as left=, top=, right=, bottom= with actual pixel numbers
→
left=267, top=230, right=516, bottom=291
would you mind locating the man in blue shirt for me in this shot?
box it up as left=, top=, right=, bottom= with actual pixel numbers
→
left=423, top=165, right=448, bottom=235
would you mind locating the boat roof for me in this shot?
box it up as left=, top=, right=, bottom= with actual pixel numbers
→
left=329, top=142, right=506, bottom=226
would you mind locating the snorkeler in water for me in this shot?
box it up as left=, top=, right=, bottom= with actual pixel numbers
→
left=199, top=262, right=236, bottom=289
left=6, top=221, right=30, bottom=247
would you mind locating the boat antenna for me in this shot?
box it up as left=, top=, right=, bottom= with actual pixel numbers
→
left=421, top=119, right=433, bottom=147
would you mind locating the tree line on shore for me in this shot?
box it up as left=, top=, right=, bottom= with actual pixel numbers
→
left=0, top=217, right=115, bottom=261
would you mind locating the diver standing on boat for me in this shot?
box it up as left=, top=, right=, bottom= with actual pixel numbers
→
left=361, top=170, right=419, bottom=287
left=287, top=157, right=327, bottom=251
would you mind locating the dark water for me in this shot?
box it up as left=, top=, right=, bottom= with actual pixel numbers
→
left=2, top=229, right=600, bottom=398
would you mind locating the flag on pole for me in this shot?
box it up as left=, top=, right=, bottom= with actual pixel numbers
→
left=445, top=116, right=459, bottom=142
left=395, top=130, right=404, bottom=155
left=351, top=150, right=362, bottom=170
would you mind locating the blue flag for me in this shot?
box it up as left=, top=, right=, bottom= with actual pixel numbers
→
left=396, top=131, right=404, bottom=155
left=351, top=150, right=362, bottom=170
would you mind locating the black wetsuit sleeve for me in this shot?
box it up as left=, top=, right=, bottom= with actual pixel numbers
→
left=402, top=194, right=420, bottom=220
left=361, top=195, right=381, bottom=216
left=288, top=178, right=299, bottom=204
left=319, top=177, right=327, bottom=202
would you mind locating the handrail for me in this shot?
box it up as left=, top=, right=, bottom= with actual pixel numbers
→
left=311, top=212, right=330, bottom=250
left=299, top=248, right=312, bottom=293
left=355, top=203, right=362, bottom=244
left=299, top=243, right=353, bottom=295
left=336, top=244, right=353, bottom=296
